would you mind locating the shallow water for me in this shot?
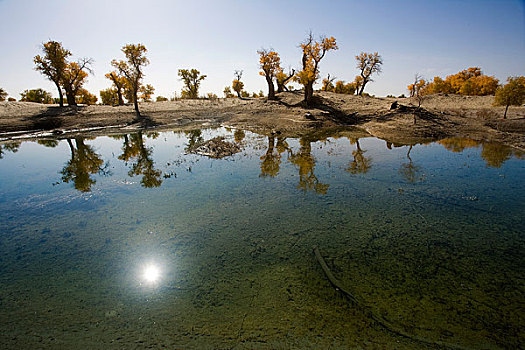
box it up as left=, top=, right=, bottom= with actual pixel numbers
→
left=0, top=128, right=523, bottom=349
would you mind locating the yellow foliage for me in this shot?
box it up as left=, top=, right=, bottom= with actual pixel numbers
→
left=424, top=67, right=499, bottom=96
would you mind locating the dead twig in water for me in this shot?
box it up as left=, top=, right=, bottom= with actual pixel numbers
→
left=313, top=246, right=473, bottom=350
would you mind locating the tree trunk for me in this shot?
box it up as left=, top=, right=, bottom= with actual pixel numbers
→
left=359, top=81, right=367, bottom=96
left=504, top=104, right=509, bottom=119
left=304, top=83, right=314, bottom=106
left=133, top=90, right=140, bottom=118
left=65, top=89, right=77, bottom=106
left=117, top=88, right=124, bottom=106
left=236, top=91, right=241, bottom=99
left=54, top=81, right=64, bottom=107
left=266, top=76, right=275, bottom=100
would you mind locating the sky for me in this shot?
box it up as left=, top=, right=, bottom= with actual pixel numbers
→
left=0, top=0, right=524, bottom=100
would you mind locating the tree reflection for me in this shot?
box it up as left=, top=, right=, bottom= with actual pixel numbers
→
left=61, top=138, right=108, bottom=192
left=37, top=139, right=59, bottom=148
left=439, top=137, right=520, bottom=168
left=119, top=132, right=162, bottom=188
left=289, top=137, right=329, bottom=194
left=234, top=129, right=245, bottom=143
left=260, top=136, right=282, bottom=177
left=481, top=143, right=512, bottom=168
left=0, top=142, right=21, bottom=159
left=438, top=138, right=479, bottom=153
left=346, top=138, right=371, bottom=174
left=399, top=145, right=423, bottom=183
left=185, top=129, right=204, bottom=151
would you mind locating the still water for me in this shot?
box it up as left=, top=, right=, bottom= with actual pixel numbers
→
left=0, top=127, right=523, bottom=349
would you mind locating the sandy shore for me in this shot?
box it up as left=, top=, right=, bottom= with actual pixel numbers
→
left=1, top=91, right=524, bottom=150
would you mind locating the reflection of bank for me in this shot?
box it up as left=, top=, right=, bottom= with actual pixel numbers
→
left=61, top=137, right=108, bottom=192
left=119, top=132, right=162, bottom=188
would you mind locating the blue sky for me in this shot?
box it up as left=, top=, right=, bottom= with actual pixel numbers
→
left=0, top=0, right=524, bottom=99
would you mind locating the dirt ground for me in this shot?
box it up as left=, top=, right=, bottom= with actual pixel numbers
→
left=1, top=91, right=524, bottom=150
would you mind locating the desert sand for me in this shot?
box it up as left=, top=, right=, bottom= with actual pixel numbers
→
left=1, top=91, right=524, bottom=150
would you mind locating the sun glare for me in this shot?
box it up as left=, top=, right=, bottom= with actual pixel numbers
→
left=143, top=264, right=160, bottom=283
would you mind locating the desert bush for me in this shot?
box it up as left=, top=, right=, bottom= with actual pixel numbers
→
left=156, top=96, right=168, bottom=102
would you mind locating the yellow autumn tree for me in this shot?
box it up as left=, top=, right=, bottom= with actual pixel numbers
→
left=494, top=76, right=525, bottom=119
left=61, top=60, right=93, bottom=106
left=232, top=70, right=244, bottom=98
left=355, top=52, right=383, bottom=95
left=34, top=40, right=71, bottom=107
left=295, top=32, right=338, bottom=106
left=105, top=71, right=127, bottom=105
left=424, top=67, right=499, bottom=96
left=258, top=49, right=281, bottom=100
left=112, top=43, right=149, bottom=118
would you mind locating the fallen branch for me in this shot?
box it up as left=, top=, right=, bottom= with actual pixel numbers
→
left=313, top=246, right=473, bottom=350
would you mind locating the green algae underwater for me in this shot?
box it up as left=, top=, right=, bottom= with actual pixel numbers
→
left=0, top=127, right=523, bottom=349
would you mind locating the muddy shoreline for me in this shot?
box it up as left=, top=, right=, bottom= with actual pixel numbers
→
left=1, top=91, right=524, bottom=150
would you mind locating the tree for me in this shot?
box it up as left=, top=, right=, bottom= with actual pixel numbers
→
left=156, top=96, right=168, bottom=102
left=494, top=76, right=525, bottom=119
left=20, top=88, right=53, bottom=104
left=100, top=88, right=119, bottom=105
left=105, top=71, right=126, bottom=105
left=178, top=69, right=206, bottom=99
left=61, top=59, right=93, bottom=106
left=232, top=70, right=244, bottom=98
left=321, top=74, right=336, bottom=92
left=76, top=88, right=98, bottom=105
left=34, top=40, right=71, bottom=107
left=408, top=73, right=427, bottom=110
left=112, top=43, right=149, bottom=118
left=353, top=76, right=364, bottom=95
left=223, top=86, right=235, bottom=98
left=140, top=84, right=155, bottom=102
left=0, top=88, right=7, bottom=101
left=334, top=80, right=356, bottom=95
left=276, top=68, right=295, bottom=93
left=258, top=49, right=281, bottom=100
left=423, top=67, right=499, bottom=96
left=295, top=32, right=338, bottom=106
left=355, top=52, right=383, bottom=95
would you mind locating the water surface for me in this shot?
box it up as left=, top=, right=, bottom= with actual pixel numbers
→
left=0, top=128, right=523, bottom=349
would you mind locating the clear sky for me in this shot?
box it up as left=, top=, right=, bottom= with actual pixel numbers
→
left=0, top=0, right=524, bottom=100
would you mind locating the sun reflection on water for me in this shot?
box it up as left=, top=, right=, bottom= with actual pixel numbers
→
left=142, top=263, right=161, bottom=284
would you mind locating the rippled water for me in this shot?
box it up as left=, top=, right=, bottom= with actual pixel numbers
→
left=0, top=128, right=523, bottom=349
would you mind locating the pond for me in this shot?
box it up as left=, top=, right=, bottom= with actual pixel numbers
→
left=0, top=127, right=523, bottom=349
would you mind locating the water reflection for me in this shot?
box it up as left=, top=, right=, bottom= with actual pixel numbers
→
left=289, top=137, right=329, bottom=194
left=118, top=132, right=162, bottom=188
left=61, top=137, right=109, bottom=192
left=346, top=137, right=371, bottom=174
left=0, top=141, right=20, bottom=159
left=438, top=137, right=524, bottom=168
left=1, top=131, right=522, bottom=195
left=399, top=145, right=424, bottom=183
left=260, top=135, right=287, bottom=177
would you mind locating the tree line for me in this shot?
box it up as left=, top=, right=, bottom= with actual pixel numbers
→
left=1, top=33, right=523, bottom=119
